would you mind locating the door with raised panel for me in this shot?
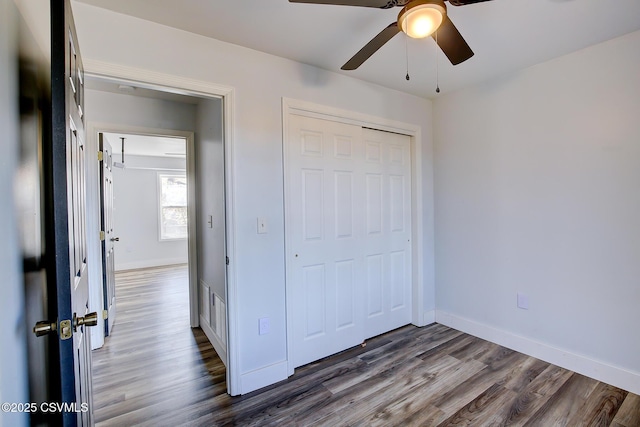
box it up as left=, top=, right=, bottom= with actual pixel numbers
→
left=51, top=2, right=95, bottom=424
left=287, top=115, right=365, bottom=368
left=287, top=114, right=412, bottom=369
left=361, top=128, right=412, bottom=339
left=99, top=133, right=117, bottom=336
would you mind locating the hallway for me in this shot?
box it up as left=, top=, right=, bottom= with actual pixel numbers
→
left=92, top=265, right=226, bottom=425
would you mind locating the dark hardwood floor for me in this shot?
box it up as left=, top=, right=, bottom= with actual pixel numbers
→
left=92, top=265, right=640, bottom=426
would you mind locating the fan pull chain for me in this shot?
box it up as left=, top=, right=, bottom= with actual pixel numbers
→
left=435, top=30, right=440, bottom=94
left=405, top=23, right=410, bottom=81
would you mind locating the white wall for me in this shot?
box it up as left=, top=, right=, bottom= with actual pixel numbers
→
left=195, top=98, right=227, bottom=362
left=195, top=98, right=225, bottom=301
left=112, top=154, right=188, bottom=271
left=1, top=1, right=28, bottom=425
left=71, top=1, right=434, bottom=394
left=85, top=89, right=197, bottom=131
left=433, top=30, right=640, bottom=393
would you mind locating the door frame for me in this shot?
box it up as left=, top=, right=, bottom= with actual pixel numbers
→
left=83, top=60, right=240, bottom=395
left=87, top=125, right=195, bottom=337
left=282, top=98, right=427, bottom=376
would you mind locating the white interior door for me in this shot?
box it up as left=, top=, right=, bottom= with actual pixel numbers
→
left=361, top=128, right=412, bottom=339
left=288, top=115, right=365, bottom=368
left=99, top=133, right=117, bottom=336
left=287, top=115, right=411, bottom=369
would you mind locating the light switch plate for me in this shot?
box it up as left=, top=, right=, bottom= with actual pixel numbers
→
left=259, top=317, right=270, bottom=335
left=257, top=217, right=268, bottom=234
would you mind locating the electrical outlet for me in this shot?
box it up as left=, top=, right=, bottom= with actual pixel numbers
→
left=517, top=293, right=529, bottom=310
left=259, top=317, right=270, bottom=335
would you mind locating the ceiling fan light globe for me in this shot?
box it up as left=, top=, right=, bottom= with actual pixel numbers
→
left=406, top=12, right=441, bottom=38
left=399, top=1, right=446, bottom=39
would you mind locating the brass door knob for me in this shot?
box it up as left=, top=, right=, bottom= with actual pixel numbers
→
left=33, top=319, right=73, bottom=339
left=74, top=312, right=99, bottom=331
left=33, top=321, right=57, bottom=337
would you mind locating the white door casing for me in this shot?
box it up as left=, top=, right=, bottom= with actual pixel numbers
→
left=63, top=60, right=241, bottom=393
left=86, top=124, right=196, bottom=349
left=98, top=133, right=117, bottom=336
left=286, top=113, right=412, bottom=369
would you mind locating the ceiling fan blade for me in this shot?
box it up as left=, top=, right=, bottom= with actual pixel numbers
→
left=289, top=0, right=390, bottom=8
left=448, top=0, right=493, bottom=6
left=341, top=22, right=400, bottom=70
left=432, top=16, right=474, bottom=65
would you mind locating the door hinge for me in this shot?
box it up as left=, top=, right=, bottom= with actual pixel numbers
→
left=226, top=256, right=230, bottom=266
left=99, top=230, right=105, bottom=241
left=102, top=310, right=108, bottom=320
left=97, top=150, right=103, bottom=161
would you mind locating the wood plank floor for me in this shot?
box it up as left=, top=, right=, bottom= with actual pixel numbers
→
left=92, top=265, right=640, bottom=426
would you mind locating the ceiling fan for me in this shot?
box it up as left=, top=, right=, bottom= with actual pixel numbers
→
left=289, top=0, right=492, bottom=70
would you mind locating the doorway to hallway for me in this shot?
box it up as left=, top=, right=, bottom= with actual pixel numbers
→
left=91, top=265, right=226, bottom=424
left=99, top=131, right=189, bottom=338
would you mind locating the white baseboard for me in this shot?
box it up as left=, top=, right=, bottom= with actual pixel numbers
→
left=200, top=315, right=227, bottom=367
left=115, top=257, right=188, bottom=271
left=240, top=361, right=288, bottom=395
left=435, top=310, right=640, bottom=395
left=422, top=310, right=436, bottom=325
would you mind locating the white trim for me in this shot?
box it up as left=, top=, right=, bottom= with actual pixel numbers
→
left=282, top=98, right=425, bottom=376
left=185, top=130, right=199, bottom=329
left=222, top=86, right=240, bottom=395
left=410, top=120, right=426, bottom=330
left=84, top=61, right=240, bottom=395
left=435, top=310, right=640, bottom=395
left=86, top=126, right=105, bottom=349
left=200, top=315, right=228, bottom=368
left=86, top=124, right=196, bottom=337
left=284, top=98, right=422, bottom=136
left=115, top=259, right=188, bottom=272
left=423, top=310, right=436, bottom=325
left=120, top=166, right=186, bottom=172
left=199, top=279, right=227, bottom=367
left=240, top=361, right=289, bottom=395
left=84, top=59, right=234, bottom=99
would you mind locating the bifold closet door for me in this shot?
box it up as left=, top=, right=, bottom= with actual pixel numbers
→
left=361, top=128, right=412, bottom=339
left=287, top=115, right=411, bottom=369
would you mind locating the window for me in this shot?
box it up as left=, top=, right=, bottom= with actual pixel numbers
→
left=158, top=173, right=187, bottom=240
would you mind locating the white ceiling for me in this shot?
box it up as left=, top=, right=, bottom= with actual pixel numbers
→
left=103, top=133, right=186, bottom=158
left=74, top=0, right=640, bottom=97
